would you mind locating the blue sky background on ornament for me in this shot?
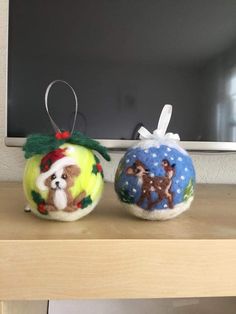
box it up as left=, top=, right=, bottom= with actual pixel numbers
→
left=116, top=145, right=195, bottom=210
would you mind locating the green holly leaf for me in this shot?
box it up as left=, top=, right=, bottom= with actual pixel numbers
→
left=31, top=190, right=45, bottom=205
left=81, top=195, right=93, bottom=209
left=92, top=164, right=99, bottom=175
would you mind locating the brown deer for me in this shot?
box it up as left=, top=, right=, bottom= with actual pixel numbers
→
left=126, top=159, right=175, bottom=209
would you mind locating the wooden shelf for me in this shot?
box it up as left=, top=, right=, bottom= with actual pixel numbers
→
left=0, top=182, right=236, bottom=299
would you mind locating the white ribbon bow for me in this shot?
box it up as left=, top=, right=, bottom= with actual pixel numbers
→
left=138, top=104, right=180, bottom=141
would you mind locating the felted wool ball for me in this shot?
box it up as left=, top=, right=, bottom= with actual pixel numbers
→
left=115, top=105, right=195, bottom=220
left=23, top=132, right=110, bottom=221
left=115, top=142, right=195, bottom=220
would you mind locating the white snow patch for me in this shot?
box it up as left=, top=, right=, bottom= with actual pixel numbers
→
left=126, top=196, right=194, bottom=221
left=178, top=157, right=183, bottom=161
left=180, top=176, right=185, bottom=180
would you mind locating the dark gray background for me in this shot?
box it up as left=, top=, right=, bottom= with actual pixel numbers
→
left=7, top=0, right=236, bottom=141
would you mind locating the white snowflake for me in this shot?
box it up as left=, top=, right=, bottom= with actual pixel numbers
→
left=184, top=167, right=188, bottom=171
left=150, top=173, right=155, bottom=177
left=126, top=159, right=130, bottom=163
left=176, top=180, right=180, bottom=184
left=170, top=157, right=174, bottom=161
left=180, top=175, right=185, bottom=180
left=152, top=153, right=157, bottom=157
left=132, top=188, right=137, bottom=193
left=167, top=147, right=171, bottom=152
left=178, top=157, right=183, bottom=161
left=154, top=162, right=158, bottom=166
left=164, top=204, right=168, bottom=208
left=125, top=181, right=129, bottom=185
left=144, top=149, right=149, bottom=153
left=133, top=154, right=136, bottom=158
left=164, top=153, right=168, bottom=157
left=177, top=189, right=181, bottom=194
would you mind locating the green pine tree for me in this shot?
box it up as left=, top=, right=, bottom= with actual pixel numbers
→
left=118, top=187, right=135, bottom=204
left=183, top=179, right=194, bottom=201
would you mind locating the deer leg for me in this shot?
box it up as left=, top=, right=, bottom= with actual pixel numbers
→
left=137, top=194, right=146, bottom=207
left=146, top=192, right=153, bottom=210
left=149, top=193, right=163, bottom=209
left=167, top=191, right=174, bottom=209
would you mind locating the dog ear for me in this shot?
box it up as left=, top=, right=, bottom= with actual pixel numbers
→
left=65, top=165, right=80, bottom=177
left=44, top=176, right=51, bottom=188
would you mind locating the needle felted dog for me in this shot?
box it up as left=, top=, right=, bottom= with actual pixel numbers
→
left=36, top=148, right=86, bottom=212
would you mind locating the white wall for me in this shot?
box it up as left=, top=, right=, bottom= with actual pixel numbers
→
left=2, top=0, right=236, bottom=184
left=1, top=0, right=236, bottom=313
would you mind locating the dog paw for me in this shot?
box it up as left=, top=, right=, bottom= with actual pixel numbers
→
left=63, top=206, right=77, bottom=212
left=45, top=205, right=58, bottom=212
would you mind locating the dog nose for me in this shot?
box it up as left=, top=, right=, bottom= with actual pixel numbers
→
left=55, top=181, right=60, bottom=187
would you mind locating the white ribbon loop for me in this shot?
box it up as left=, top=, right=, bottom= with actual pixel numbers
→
left=45, top=80, right=78, bottom=134
left=138, top=104, right=180, bottom=141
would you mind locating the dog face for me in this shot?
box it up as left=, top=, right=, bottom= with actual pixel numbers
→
left=45, top=165, right=80, bottom=190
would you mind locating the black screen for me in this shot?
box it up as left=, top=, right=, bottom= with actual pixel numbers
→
left=7, top=0, right=236, bottom=141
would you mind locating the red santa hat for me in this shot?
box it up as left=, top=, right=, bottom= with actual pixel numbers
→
left=36, top=148, right=76, bottom=191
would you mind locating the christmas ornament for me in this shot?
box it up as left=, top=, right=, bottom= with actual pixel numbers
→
left=115, top=104, right=195, bottom=220
left=23, top=80, right=110, bottom=221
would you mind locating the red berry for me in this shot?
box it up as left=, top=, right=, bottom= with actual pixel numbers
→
left=96, top=163, right=103, bottom=173
left=55, top=132, right=62, bottom=140
left=61, top=131, right=71, bottom=139
left=38, top=203, right=46, bottom=214
left=77, top=202, right=82, bottom=208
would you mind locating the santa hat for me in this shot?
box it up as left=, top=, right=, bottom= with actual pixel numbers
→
left=36, top=148, right=76, bottom=191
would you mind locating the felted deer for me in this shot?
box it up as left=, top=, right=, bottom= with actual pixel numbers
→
left=126, top=159, right=175, bottom=209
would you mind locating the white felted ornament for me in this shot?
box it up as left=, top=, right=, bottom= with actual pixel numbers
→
left=23, top=80, right=110, bottom=221
left=115, top=105, right=195, bottom=220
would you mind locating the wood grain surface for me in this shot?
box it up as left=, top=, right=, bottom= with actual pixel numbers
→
left=0, top=182, right=235, bottom=240
left=0, top=182, right=235, bottom=299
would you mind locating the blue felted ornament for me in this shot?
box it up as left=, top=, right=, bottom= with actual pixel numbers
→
left=115, top=105, right=195, bottom=220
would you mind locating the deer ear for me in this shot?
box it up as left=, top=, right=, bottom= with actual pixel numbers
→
left=65, top=165, right=80, bottom=177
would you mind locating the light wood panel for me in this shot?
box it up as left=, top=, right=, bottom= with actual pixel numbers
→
left=0, top=182, right=235, bottom=240
left=0, top=240, right=236, bottom=299
left=0, top=302, right=4, bottom=314
left=0, top=182, right=235, bottom=299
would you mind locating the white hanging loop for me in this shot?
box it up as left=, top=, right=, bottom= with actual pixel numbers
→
left=45, top=80, right=78, bottom=134
left=138, top=104, right=180, bottom=141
